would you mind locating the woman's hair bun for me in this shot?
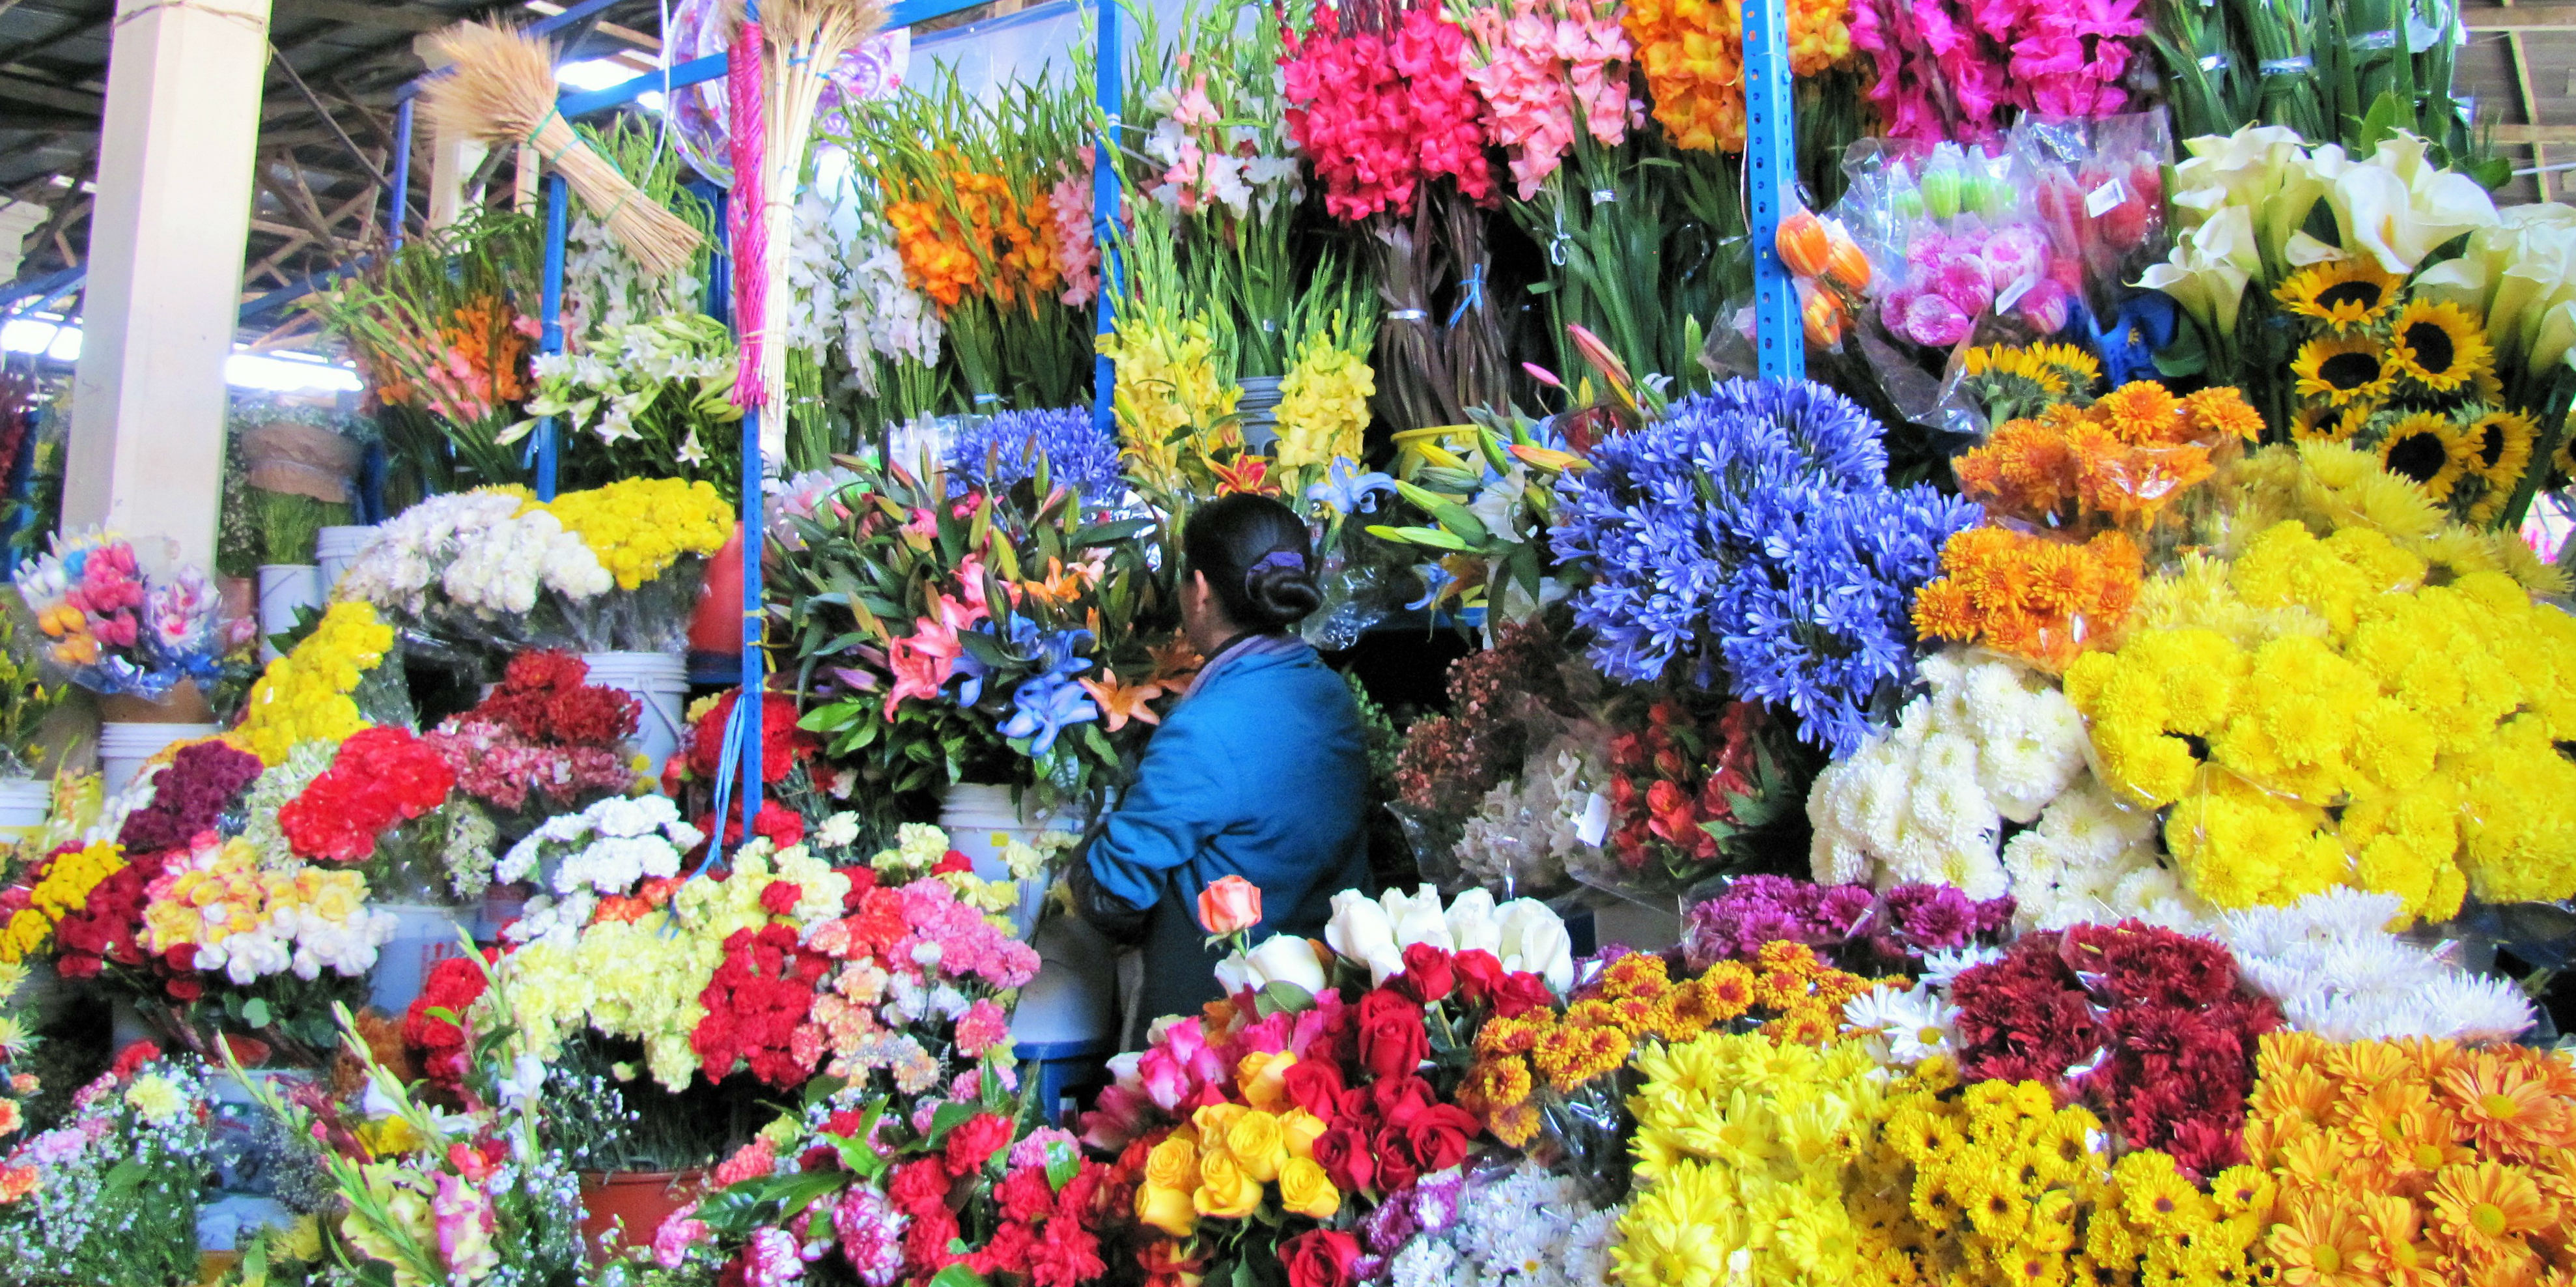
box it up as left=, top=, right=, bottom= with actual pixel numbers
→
left=1183, top=494, right=1320, bottom=632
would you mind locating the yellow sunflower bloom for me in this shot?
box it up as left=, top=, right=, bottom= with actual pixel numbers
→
left=2467, top=409, right=2536, bottom=490
left=2276, top=260, right=2403, bottom=332
left=2293, top=335, right=2398, bottom=408
left=2373, top=414, right=2476, bottom=500
left=2387, top=300, right=2494, bottom=395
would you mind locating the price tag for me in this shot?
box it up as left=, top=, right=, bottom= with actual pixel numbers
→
left=1576, top=793, right=1612, bottom=847
left=2085, top=179, right=2129, bottom=218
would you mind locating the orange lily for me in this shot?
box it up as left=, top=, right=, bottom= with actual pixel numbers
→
left=1146, top=636, right=1204, bottom=688
left=1209, top=455, right=1275, bottom=496
left=1018, top=558, right=1090, bottom=609
left=1080, top=673, right=1167, bottom=731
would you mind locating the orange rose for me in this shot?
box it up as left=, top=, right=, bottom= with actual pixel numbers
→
left=1197, top=875, right=1263, bottom=936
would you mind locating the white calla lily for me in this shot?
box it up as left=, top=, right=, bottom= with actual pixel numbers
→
left=2139, top=206, right=2261, bottom=336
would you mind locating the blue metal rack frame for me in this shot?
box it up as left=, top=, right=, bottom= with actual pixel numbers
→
left=1741, top=0, right=1802, bottom=382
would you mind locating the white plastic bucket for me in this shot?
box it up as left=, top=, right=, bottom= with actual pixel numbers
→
left=0, top=777, right=47, bottom=837
left=368, top=903, right=476, bottom=1015
left=314, top=525, right=376, bottom=595
left=256, top=564, right=323, bottom=662
left=938, top=783, right=1113, bottom=1046
left=99, top=722, right=221, bottom=795
left=581, top=651, right=689, bottom=777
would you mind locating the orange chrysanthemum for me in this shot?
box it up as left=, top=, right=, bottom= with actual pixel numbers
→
left=2441, top=1054, right=2573, bottom=1163
left=1953, top=380, right=2250, bottom=531
left=1912, top=526, right=2142, bottom=671
left=2269, top=1196, right=2382, bottom=1287
left=2426, top=1163, right=2554, bottom=1258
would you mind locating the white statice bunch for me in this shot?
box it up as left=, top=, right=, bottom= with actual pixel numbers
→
left=1385, top=1161, right=1621, bottom=1287
left=1841, top=982, right=1963, bottom=1067
left=1808, top=650, right=2089, bottom=899
left=441, top=508, right=614, bottom=616
left=1326, top=886, right=1575, bottom=993
left=2211, top=888, right=2536, bottom=1042
left=1455, top=742, right=1604, bottom=895
left=335, top=490, right=527, bottom=617
left=1997, top=777, right=2204, bottom=931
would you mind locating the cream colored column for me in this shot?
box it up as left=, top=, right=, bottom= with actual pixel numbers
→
left=417, top=33, right=484, bottom=230
left=64, top=0, right=273, bottom=573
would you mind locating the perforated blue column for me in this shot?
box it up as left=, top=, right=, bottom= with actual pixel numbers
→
left=537, top=173, right=568, bottom=499
left=1090, top=0, right=1123, bottom=432
left=1742, top=0, right=1804, bottom=382
left=389, top=99, right=413, bottom=253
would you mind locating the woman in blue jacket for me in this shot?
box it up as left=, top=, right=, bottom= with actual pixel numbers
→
left=1078, top=494, right=1371, bottom=1026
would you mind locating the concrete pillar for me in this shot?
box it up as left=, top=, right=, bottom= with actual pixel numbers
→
left=416, top=33, right=485, bottom=231
left=0, top=202, right=44, bottom=283
left=64, top=0, right=272, bottom=573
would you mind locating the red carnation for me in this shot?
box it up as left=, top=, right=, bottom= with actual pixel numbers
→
left=944, top=1112, right=1015, bottom=1176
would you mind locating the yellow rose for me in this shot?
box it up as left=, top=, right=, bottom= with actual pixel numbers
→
left=1226, top=1110, right=1288, bottom=1183
left=1194, top=1148, right=1262, bottom=1220
left=1191, top=1102, right=1248, bottom=1145
left=1144, top=1134, right=1199, bottom=1191
left=1237, top=1050, right=1297, bottom=1110
left=1279, top=1109, right=1328, bottom=1160
left=1278, top=1157, right=1342, bottom=1220
left=1137, top=1181, right=1199, bottom=1238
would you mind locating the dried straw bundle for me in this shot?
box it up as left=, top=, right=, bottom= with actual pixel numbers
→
left=421, top=21, right=703, bottom=278
left=743, top=0, right=887, bottom=456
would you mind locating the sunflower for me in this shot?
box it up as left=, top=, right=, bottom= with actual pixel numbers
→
left=2388, top=300, right=2495, bottom=393
left=2374, top=414, right=2476, bottom=500
left=2291, top=403, right=2371, bottom=444
left=2468, top=409, right=2536, bottom=490
left=2277, top=259, right=2404, bottom=331
left=2293, top=336, right=2398, bottom=408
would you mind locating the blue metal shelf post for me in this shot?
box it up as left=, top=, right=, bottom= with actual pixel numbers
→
left=1742, top=0, right=1803, bottom=382
left=537, top=173, right=568, bottom=500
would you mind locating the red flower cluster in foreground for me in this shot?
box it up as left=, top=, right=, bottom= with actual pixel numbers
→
left=278, top=726, right=455, bottom=863
left=692, top=922, right=829, bottom=1088
left=885, top=1115, right=1112, bottom=1287
left=1949, top=920, right=2280, bottom=1176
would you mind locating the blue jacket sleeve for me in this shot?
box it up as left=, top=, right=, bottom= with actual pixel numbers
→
left=1082, top=712, right=1237, bottom=912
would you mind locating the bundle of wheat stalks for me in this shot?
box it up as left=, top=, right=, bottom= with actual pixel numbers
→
left=422, top=21, right=703, bottom=278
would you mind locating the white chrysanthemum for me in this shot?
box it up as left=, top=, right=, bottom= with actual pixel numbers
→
left=2211, top=888, right=2534, bottom=1042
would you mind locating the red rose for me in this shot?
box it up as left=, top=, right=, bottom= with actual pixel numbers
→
left=1354, top=989, right=1429, bottom=1081
left=944, top=1112, right=1016, bottom=1176
left=1308, top=1124, right=1376, bottom=1193
left=164, top=976, right=203, bottom=1003
left=162, top=944, right=197, bottom=974
left=1282, top=1230, right=1362, bottom=1287
left=1452, top=949, right=1506, bottom=1002
left=1490, top=972, right=1554, bottom=1019
left=759, top=882, right=801, bottom=916
left=1393, top=1101, right=1479, bottom=1174
left=934, top=849, right=974, bottom=875
left=1368, top=1075, right=1433, bottom=1122
left=1371, top=1124, right=1421, bottom=1192
left=1281, top=1059, right=1346, bottom=1121
left=1395, top=943, right=1455, bottom=1004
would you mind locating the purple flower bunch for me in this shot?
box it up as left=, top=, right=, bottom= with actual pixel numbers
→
left=945, top=406, right=1125, bottom=502
left=1683, top=874, right=2013, bottom=972
left=1550, top=378, right=1978, bottom=756
left=116, top=739, right=263, bottom=855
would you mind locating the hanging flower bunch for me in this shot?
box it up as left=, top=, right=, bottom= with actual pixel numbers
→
left=2244, top=1031, right=2576, bottom=1284
left=1451, top=0, right=1634, bottom=198
left=1625, top=0, right=1853, bottom=152
left=1847, top=0, right=2140, bottom=143
left=1950, top=382, right=2267, bottom=533
left=1682, top=874, right=2015, bottom=973
left=1944, top=922, right=2280, bottom=1175
left=1281, top=0, right=1498, bottom=221
left=1610, top=1032, right=1888, bottom=1285
left=1911, top=527, right=2145, bottom=671
left=231, top=601, right=397, bottom=765
left=1551, top=380, right=1980, bottom=756
left=2067, top=515, right=2576, bottom=922
left=12, top=531, right=226, bottom=700
left=276, top=726, right=456, bottom=866
left=423, top=650, right=637, bottom=823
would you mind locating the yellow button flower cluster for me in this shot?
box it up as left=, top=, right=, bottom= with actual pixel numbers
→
left=544, top=477, right=733, bottom=592
left=232, top=601, right=396, bottom=767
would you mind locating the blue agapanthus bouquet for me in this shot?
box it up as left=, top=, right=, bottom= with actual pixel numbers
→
left=1549, top=379, right=1976, bottom=757
left=944, top=406, right=1126, bottom=502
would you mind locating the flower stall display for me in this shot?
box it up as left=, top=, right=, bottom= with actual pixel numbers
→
left=0, top=1045, right=217, bottom=1287
left=14, top=530, right=229, bottom=707
left=337, top=478, right=733, bottom=658
left=773, top=444, right=1173, bottom=810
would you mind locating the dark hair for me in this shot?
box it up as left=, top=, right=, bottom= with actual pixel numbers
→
left=1183, top=494, right=1321, bottom=632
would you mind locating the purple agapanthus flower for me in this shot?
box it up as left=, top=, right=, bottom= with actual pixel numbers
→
left=945, top=406, right=1126, bottom=502
left=1550, top=378, right=1976, bottom=757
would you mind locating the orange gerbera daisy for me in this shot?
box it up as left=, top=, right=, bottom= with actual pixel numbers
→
left=2443, top=1054, right=2573, bottom=1162
left=2427, top=1163, right=2555, bottom=1260
left=2269, top=1196, right=2383, bottom=1287
left=2357, top=1193, right=2443, bottom=1287
left=2254, top=1064, right=2343, bottom=1130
